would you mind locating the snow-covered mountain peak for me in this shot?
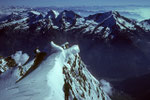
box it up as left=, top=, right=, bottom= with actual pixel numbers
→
left=55, top=10, right=82, bottom=29
left=86, top=10, right=137, bottom=31
left=46, top=10, right=59, bottom=19
left=140, top=19, right=150, bottom=31
left=86, top=11, right=115, bottom=23
left=28, top=11, right=41, bottom=16
left=49, top=42, right=111, bottom=100
left=59, top=10, right=81, bottom=19
left=2, top=12, right=22, bottom=22
left=0, top=41, right=111, bottom=100
left=50, top=41, right=64, bottom=52
left=142, top=19, right=150, bottom=24
left=27, top=10, right=44, bottom=24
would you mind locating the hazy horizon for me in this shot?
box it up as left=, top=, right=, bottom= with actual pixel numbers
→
left=0, top=0, right=150, bottom=7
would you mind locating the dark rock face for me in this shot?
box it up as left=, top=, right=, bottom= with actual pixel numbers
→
left=62, top=45, right=110, bottom=100
left=0, top=56, right=17, bottom=74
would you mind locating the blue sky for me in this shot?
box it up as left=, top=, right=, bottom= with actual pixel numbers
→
left=0, top=0, right=150, bottom=7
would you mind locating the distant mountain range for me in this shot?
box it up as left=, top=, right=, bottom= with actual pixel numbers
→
left=0, top=8, right=150, bottom=80
left=1, top=5, right=150, bottom=21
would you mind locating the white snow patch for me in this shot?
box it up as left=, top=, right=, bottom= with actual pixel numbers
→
left=100, top=79, right=112, bottom=96
left=11, top=51, right=29, bottom=66
left=30, top=11, right=41, bottom=15
left=50, top=41, right=63, bottom=52
left=46, top=52, right=65, bottom=100
left=52, top=10, right=59, bottom=18
left=104, top=27, right=111, bottom=38
left=117, top=17, right=136, bottom=30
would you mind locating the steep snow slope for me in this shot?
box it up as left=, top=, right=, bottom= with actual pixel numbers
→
left=0, top=42, right=111, bottom=100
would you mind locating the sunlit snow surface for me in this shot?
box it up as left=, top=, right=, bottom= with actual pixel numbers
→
left=0, top=42, right=111, bottom=100
left=11, top=51, right=29, bottom=66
